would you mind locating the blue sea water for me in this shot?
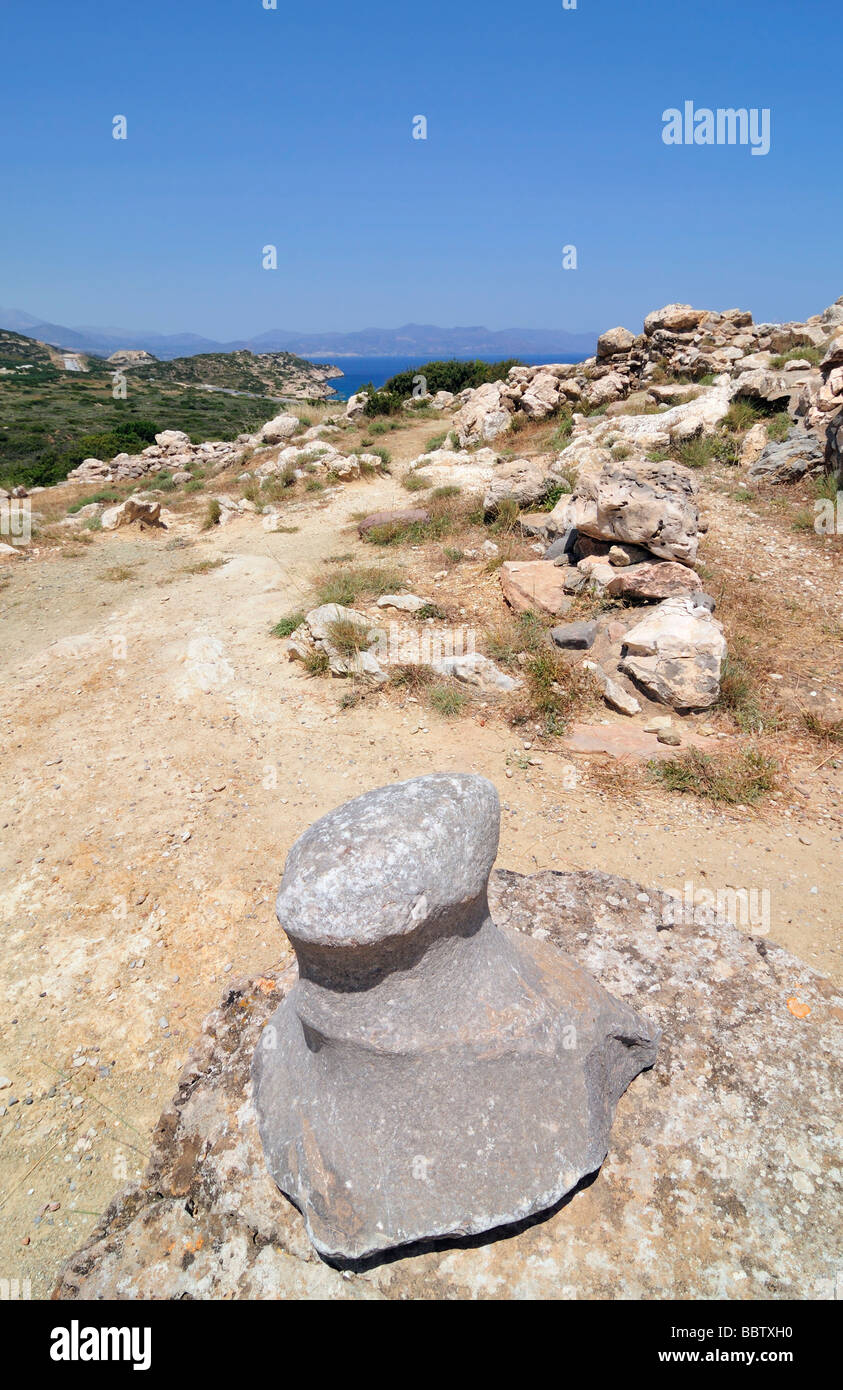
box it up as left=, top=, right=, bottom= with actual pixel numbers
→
left=307, top=354, right=582, bottom=400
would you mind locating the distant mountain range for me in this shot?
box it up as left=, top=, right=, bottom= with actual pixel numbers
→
left=0, top=308, right=597, bottom=362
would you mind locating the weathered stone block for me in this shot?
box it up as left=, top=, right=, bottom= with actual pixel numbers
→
left=252, top=774, right=659, bottom=1261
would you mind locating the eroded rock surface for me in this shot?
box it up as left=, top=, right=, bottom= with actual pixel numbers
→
left=548, top=461, right=702, bottom=565
left=54, top=867, right=842, bottom=1300
left=620, top=596, right=727, bottom=710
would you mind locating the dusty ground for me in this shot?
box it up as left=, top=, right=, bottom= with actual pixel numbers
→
left=1, top=407, right=841, bottom=1296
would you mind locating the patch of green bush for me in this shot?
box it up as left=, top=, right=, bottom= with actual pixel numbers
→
left=360, top=359, right=522, bottom=416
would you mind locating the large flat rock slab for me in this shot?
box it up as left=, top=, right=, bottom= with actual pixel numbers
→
left=561, top=722, right=714, bottom=759
left=500, top=560, right=573, bottom=616
left=53, top=869, right=842, bottom=1300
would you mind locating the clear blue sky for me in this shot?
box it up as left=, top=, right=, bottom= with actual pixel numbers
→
left=2, top=0, right=840, bottom=338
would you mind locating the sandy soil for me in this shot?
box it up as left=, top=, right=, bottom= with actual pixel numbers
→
left=1, top=412, right=841, bottom=1296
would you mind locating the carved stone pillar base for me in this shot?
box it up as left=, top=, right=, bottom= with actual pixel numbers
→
left=252, top=774, right=659, bottom=1261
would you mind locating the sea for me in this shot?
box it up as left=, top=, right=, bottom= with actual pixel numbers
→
left=304, top=354, right=582, bottom=400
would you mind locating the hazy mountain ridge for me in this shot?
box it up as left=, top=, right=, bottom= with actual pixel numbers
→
left=0, top=308, right=597, bottom=362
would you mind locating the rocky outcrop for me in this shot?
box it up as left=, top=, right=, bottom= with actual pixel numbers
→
left=453, top=381, right=513, bottom=445
left=100, top=497, right=165, bottom=531
left=443, top=297, right=837, bottom=451
left=66, top=430, right=256, bottom=485
left=288, top=604, right=387, bottom=681
left=547, top=461, right=702, bottom=566
left=257, top=413, right=301, bottom=444
left=749, top=427, right=826, bottom=483
left=106, top=348, right=157, bottom=367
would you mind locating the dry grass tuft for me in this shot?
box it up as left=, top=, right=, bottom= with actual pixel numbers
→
left=315, top=564, right=404, bottom=607
left=508, top=648, right=599, bottom=735
left=648, top=747, right=779, bottom=804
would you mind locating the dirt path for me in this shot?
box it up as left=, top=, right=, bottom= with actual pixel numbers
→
left=1, top=415, right=841, bottom=1295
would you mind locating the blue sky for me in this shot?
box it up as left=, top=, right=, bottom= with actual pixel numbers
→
left=2, top=0, right=840, bottom=338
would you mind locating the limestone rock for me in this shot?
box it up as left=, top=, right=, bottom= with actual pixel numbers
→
left=576, top=555, right=616, bottom=589
left=583, top=660, right=641, bottom=716
left=483, top=457, right=554, bottom=514
left=258, top=414, right=301, bottom=444
left=739, top=422, right=769, bottom=467
left=430, top=652, right=520, bottom=692
left=604, top=560, right=703, bottom=602
left=100, top=497, right=164, bottom=531
left=251, top=776, right=658, bottom=1260
left=583, top=371, right=626, bottom=408
left=454, top=382, right=513, bottom=446
left=519, top=372, right=562, bottom=419
left=644, top=304, right=708, bottom=336
left=500, top=560, right=574, bottom=616
left=376, top=593, right=430, bottom=613
left=67, top=456, right=111, bottom=483
left=820, top=296, right=843, bottom=336
left=154, top=429, right=191, bottom=451
left=597, top=327, right=637, bottom=359
left=574, top=535, right=653, bottom=566
left=620, top=596, right=727, bottom=711
left=597, top=384, right=733, bottom=450
left=548, top=461, right=701, bottom=565
left=749, top=427, right=826, bottom=483
left=730, top=368, right=796, bottom=406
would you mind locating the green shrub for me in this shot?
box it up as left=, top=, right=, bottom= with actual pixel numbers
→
left=769, top=346, right=824, bottom=368
left=303, top=647, right=330, bottom=676
left=403, top=472, right=432, bottom=492
left=272, top=613, right=305, bottom=637
left=360, top=359, right=522, bottom=417
left=425, top=433, right=448, bottom=453
left=326, top=617, right=372, bottom=656
left=381, top=358, right=522, bottom=397
left=67, top=489, right=122, bottom=513
left=766, top=412, right=791, bottom=442
left=718, top=655, right=765, bottom=732
left=202, top=499, right=221, bottom=529
left=723, top=399, right=762, bottom=433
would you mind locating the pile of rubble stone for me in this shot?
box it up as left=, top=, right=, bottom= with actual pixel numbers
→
left=430, top=298, right=843, bottom=478
left=286, top=598, right=519, bottom=692
left=500, top=459, right=727, bottom=718
left=65, top=429, right=249, bottom=485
